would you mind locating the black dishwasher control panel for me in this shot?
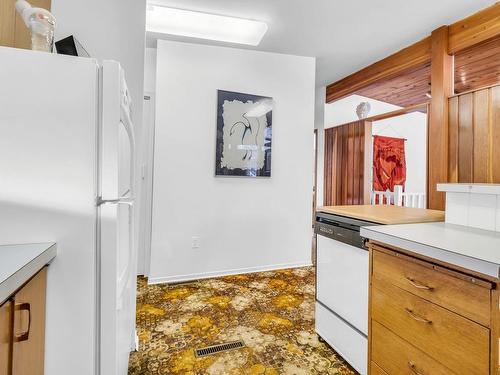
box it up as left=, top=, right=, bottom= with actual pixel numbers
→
left=315, top=212, right=379, bottom=250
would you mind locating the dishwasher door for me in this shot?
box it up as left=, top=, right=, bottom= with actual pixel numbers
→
left=316, top=231, right=369, bottom=335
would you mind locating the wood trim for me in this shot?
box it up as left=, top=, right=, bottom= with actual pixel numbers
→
left=428, top=26, right=454, bottom=210
left=325, top=36, right=431, bottom=103
left=448, top=2, right=500, bottom=54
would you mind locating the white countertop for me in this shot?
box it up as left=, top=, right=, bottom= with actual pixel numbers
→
left=361, top=222, right=500, bottom=278
left=437, top=183, right=500, bottom=195
left=0, top=243, right=57, bottom=304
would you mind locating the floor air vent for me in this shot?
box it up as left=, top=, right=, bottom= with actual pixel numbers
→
left=194, top=341, right=245, bottom=358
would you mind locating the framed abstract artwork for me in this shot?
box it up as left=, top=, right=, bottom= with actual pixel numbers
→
left=215, top=90, right=273, bottom=177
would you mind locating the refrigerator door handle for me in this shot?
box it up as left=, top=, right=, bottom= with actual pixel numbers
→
left=97, top=196, right=134, bottom=206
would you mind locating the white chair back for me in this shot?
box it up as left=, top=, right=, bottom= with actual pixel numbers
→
left=370, top=185, right=426, bottom=208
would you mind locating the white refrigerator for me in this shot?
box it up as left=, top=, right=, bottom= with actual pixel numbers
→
left=0, top=47, right=137, bottom=375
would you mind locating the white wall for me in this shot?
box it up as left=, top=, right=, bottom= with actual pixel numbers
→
left=372, top=113, right=427, bottom=195
left=150, top=40, right=316, bottom=283
left=324, top=94, right=400, bottom=128
left=144, top=47, right=157, bottom=93
left=51, top=0, right=146, bottom=131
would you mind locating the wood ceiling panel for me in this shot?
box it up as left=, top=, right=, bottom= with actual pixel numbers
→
left=353, top=36, right=500, bottom=108
left=356, top=63, right=431, bottom=108
left=454, top=36, right=500, bottom=93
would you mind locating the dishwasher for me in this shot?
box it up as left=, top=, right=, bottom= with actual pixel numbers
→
left=315, top=212, right=379, bottom=375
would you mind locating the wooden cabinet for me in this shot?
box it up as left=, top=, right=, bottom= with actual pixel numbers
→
left=371, top=321, right=454, bottom=375
left=0, top=0, right=52, bottom=49
left=372, top=279, right=489, bottom=374
left=368, top=243, right=498, bottom=375
left=0, top=267, right=47, bottom=375
left=372, top=247, right=492, bottom=325
left=1, top=300, right=13, bottom=375
left=12, top=267, right=47, bottom=375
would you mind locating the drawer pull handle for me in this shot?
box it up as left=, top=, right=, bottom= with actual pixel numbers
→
left=14, top=302, right=31, bottom=342
left=408, top=361, right=424, bottom=375
left=406, top=277, right=433, bottom=291
left=405, top=308, right=432, bottom=324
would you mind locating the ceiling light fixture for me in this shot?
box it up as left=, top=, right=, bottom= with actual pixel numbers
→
left=146, top=6, right=268, bottom=46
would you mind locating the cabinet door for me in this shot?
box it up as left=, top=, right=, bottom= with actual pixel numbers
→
left=0, top=300, right=13, bottom=375
left=12, top=268, right=47, bottom=375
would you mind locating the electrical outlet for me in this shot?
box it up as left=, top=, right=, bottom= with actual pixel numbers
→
left=191, top=236, right=200, bottom=249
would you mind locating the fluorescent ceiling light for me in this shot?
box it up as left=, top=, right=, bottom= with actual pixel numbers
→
left=146, top=6, right=268, bottom=46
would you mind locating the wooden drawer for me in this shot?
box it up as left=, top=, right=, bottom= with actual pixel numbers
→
left=371, top=320, right=456, bottom=375
left=372, top=246, right=492, bottom=326
left=370, top=361, right=389, bottom=375
left=372, top=279, right=490, bottom=375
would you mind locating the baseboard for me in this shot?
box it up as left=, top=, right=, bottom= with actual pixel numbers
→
left=147, top=261, right=313, bottom=285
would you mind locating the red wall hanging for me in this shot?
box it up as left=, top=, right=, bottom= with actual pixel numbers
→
left=373, top=135, right=406, bottom=192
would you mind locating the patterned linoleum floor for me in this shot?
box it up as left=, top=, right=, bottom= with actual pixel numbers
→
left=128, top=267, right=357, bottom=375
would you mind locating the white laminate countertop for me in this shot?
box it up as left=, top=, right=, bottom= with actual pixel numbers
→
left=437, top=183, right=500, bottom=194
left=361, top=222, right=500, bottom=279
left=0, top=243, right=57, bottom=304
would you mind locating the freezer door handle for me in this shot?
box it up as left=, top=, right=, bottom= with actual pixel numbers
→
left=96, top=196, right=134, bottom=206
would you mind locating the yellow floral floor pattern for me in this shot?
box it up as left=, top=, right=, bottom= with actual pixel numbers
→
left=128, top=267, right=357, bottom=375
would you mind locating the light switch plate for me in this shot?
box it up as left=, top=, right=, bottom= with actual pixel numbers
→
left=191, top=236, right=201, bottom=249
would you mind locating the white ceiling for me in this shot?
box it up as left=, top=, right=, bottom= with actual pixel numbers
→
left=147, top=0, right=496, bottom=87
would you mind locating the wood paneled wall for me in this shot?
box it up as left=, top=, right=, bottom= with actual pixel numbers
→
left=448, top=85, right=500, bottom=183
left=324, top=120, right=372, bottom=206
